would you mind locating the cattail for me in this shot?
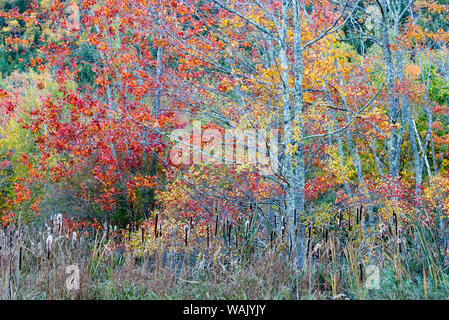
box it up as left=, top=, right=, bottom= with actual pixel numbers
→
left=141, top=228, right=145, bottom=243
left=245, top=220, right=249, bottom=240
left=306, top=226, right=311, bottom=258
left=235, top=228, right=239, bottom=249
left=215, top=215, right=219, bottom=237
left=289, top=237, right=292, bottom=254
left=359, top=263, right=363, bottom=282
left=46, top=234, right=53, bottom=259
left=294, top=209, right=297, bottom=226
left=207, top=225, right=210, bottom=248
left=72, top=231, right=77, bottom=244
left=397, top=227, right=403, bottom=253
left=19, top=246, right=22, bottom=270
left=379, top=223, right=387, bottom=237
left=281, top=217, right=286, bottom=239
left=393, top=211, right=398, bottom=236
left=184, top=225, right=189, bottom=247
left=46, top=234, right=53, bottom=250
left=154, top=213, right=159, bottom=238
left=56, top=213, right=63, bottom=235
left=294, top=210, right=298, bottom=236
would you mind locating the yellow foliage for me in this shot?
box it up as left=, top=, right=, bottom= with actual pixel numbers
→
left=322, top=145, right=356, bottom=184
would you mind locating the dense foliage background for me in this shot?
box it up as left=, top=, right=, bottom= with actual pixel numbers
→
left=1, top=0, right=449, bottom=299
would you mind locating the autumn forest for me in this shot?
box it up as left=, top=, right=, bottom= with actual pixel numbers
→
left=1, top=0, right=449, bottom=300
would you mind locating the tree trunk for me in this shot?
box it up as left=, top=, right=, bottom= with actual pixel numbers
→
left=378, top=0, right=401, bottom=178
left=292, top=0, right=306, bottom=269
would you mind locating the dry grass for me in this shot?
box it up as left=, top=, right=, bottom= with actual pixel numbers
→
left=1, top=206, right=449, bottom=300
